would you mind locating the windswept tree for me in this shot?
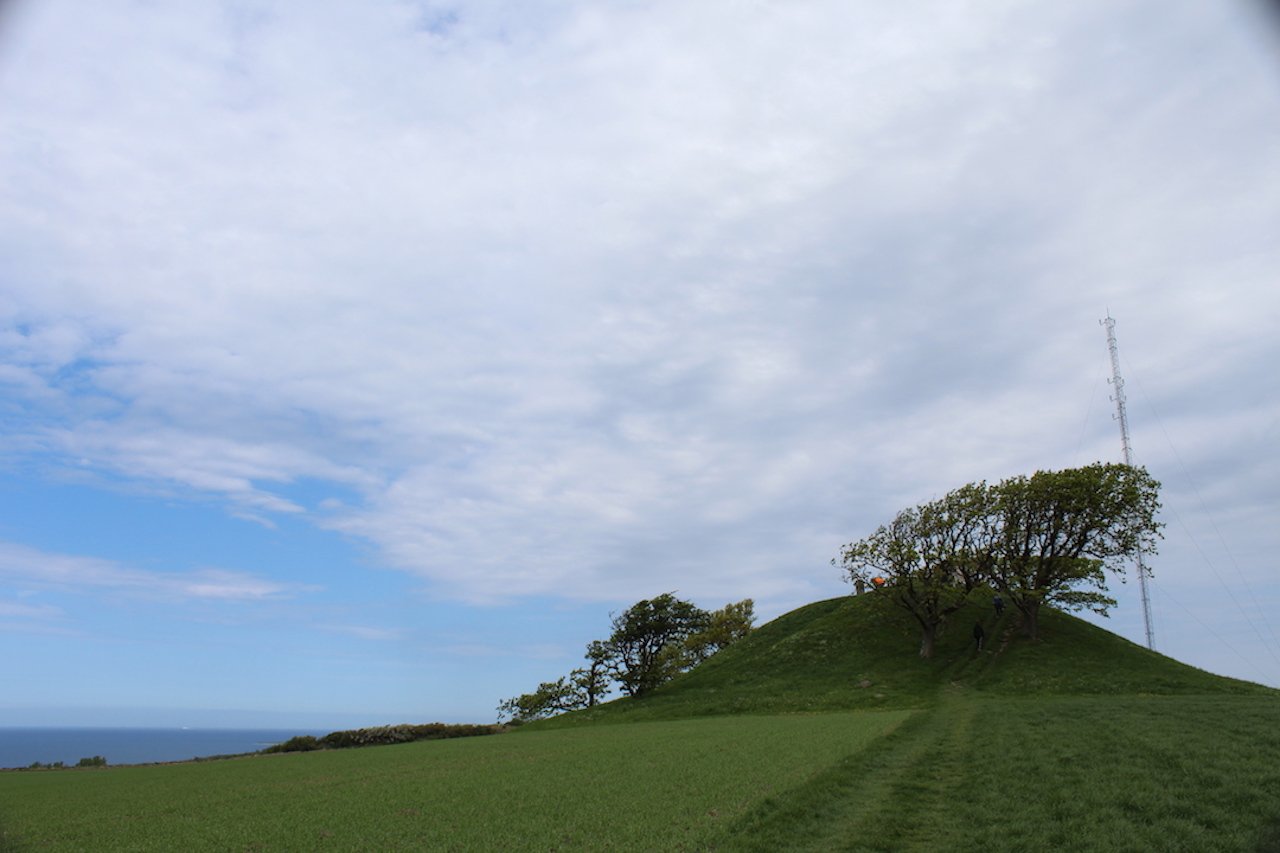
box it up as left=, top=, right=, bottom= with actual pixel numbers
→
left=606, top=593, right=710, bottom=697
left=837, top=464, right=1161, bottom=651
left=496, top=677, right=584, bottom=724
left=497, top=594, right=753, bottom=720
left=837, top=484, right=997, bottom=658
left=498, top=640, right=615, bottom=723
left=573, top=640, right=614, bottom=708
left=988, top=463, right=1162, bottom=639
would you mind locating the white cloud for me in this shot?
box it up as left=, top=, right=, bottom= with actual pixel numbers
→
left=0, top=0, right=1277, bottom=635
left=0, top=542, right=305, bottom=603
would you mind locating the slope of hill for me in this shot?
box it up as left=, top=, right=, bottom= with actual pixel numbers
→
left=527, top=590, right=1279, bottom=850
left=532, top=590, right=1268, bottom=729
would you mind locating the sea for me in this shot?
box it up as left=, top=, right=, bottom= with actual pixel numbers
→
left=0, top=728, right=327, bottom=769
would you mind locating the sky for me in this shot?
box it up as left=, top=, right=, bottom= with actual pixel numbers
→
left=1, top=0, right=1278, bottom=729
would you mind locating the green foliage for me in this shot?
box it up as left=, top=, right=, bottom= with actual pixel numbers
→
left=683, top=598, right=756, bottom=665
left=498, top=596, right=752, bottom=722
left=496, top=677, right=583, bottom=724
left=838, top=484, right=995, bottom=657
left=498, top=639, right=617, bottom=723
left=606, top=592, right=710, bottom=696
left=263, top=724, right=496, bottom=753
left=21, top=756, right=108, bottom=771
left=989, top=462, right=1163, bottom=637
left=837, top=463, right=1164, bottom=649
left=263, top=735, right=321, bottom=754
left=575, top=639, right=613, bottom=708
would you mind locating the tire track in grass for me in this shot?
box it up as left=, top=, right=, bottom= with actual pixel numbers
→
left=716, top=699, right=973, bottom=852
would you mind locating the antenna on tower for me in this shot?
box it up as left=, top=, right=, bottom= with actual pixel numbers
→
left=1101, top=314, right=1155, bottom=650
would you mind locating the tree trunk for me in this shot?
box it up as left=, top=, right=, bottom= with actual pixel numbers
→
left=919, top=622, right=938, bottom=658
left=1022, top=600, right=1041, bottom=639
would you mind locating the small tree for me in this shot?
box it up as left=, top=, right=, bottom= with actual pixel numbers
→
left=988, top=463, right=1162, bottom=639
left=572, top=640, right=614, bottom=708
left=496, top=677, right=583, bottom=724
left=606, top=593, right=710, bottom=697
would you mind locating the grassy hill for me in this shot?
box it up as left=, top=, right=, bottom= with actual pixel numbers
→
left=532, top=589, right=1267, bottom=728
left=3, top=592, right=1278, bottom=851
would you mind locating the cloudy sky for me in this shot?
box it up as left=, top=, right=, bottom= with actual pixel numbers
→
left=2, top=0, right=1278, bottom=728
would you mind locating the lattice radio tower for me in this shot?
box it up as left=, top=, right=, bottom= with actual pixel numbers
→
left=1102, top=314, right=1155, bottom=650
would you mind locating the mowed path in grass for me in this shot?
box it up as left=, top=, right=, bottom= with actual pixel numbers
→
left=0, top=710, right=911, bottom=851
left=721, top=694, right=1280, bottom=852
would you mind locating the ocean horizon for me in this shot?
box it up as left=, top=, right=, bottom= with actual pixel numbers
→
left=0, top=727, right=326, bottom=769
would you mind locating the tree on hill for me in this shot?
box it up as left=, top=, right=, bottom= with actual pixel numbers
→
left=837, top=463, right=1162, bottom=649
left=988, top=463, right=1162, bottom=639
left=837, top=484, right=996, bottom=658
left=498, top=640, right=615, bottom=723
left=573, top=640, right=614, bottom=708
left=606, top=593, right=711, bottom=697
left=497, top=594, right=757, bottom=721
left=496, top=676, right=584, bottom=724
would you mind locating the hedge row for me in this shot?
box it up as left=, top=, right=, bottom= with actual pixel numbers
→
left=263, top=723, right=499, bottom=754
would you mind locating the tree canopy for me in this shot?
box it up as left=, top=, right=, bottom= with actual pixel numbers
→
left=837, top=463, right=1162, bottom=651
left=988, top=463, right=1162, bottom=638
left=837, top=483, right=997, bottom=657
left=497, top=593, right=755, bottom=722
left=606, top=593, right=712, bottom=697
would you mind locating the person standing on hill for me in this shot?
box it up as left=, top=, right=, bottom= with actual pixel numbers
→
left=993, top=595, right=1004, bottom=617
left=973, top=622, right=986, bottom=651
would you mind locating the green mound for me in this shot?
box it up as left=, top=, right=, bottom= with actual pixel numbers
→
left=968, top=605, right=1268, bottom=696
left=533, top=591, right=1268, bottom=729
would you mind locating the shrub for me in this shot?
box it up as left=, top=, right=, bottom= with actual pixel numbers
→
left=263, top=735, right=321, bottom=754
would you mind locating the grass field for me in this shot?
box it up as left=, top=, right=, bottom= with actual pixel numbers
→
left=3, top=593, right=1278, bottom=851
left=722, top=694, right=1280, bottom=852
left=0, top=711, right=910, bottom=851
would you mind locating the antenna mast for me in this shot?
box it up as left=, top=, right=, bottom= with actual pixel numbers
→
left=1101, top=314, right=1155, bottom=650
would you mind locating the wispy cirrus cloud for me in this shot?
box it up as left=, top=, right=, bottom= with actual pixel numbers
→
left=322, top=624, right=405, bottom=642
left=0, top=542, right=307, bottom=603
left=0, top=598, right=63, bottom=620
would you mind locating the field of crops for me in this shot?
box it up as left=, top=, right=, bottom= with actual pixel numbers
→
left=0, top=710, right=911, bottom=850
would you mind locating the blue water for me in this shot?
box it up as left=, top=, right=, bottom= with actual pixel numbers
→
left=0, top=728, right=327, bottom=769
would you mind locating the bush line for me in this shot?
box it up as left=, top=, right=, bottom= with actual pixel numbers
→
left=262, top=723, right=500, bottom=754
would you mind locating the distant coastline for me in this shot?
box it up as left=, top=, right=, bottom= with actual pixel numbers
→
left=0, top=727, right=325, bottom=769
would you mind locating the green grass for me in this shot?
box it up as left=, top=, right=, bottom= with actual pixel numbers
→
left=720, top=694, right=1280, bottom=852
left=0, top=711, right=910, bottom=851
left=534, top=591, right=1265, bottom=730
left=3, top=593, right=1278, bottom=850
